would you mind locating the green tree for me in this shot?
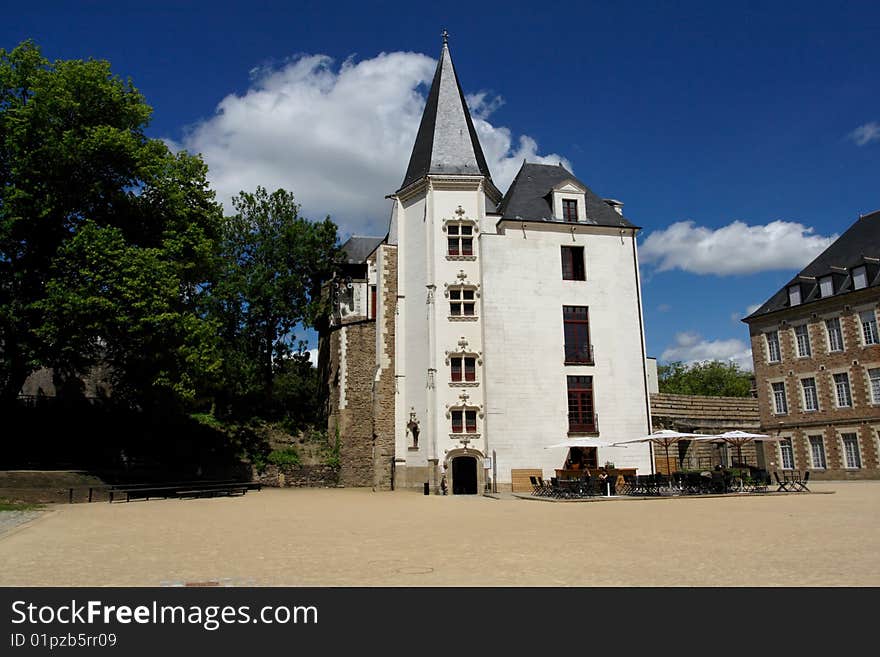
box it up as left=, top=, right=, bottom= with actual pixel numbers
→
left=0, top=40, right=223, bottom=406
left=212, top=186, right=339, bottom=421
left=658, top=360, right=754, bottom=397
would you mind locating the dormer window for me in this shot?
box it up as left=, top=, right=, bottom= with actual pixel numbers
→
left=551, top=179, right=587, bottom=222
left=853, top=266, right=868, bottom=290
left=819, top=276, right=833, bottom=298
left=788, top=285, right=802, bottom=306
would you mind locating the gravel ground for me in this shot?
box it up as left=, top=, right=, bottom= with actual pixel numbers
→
left=0, top=481, right=877, bottom=586
left=0, top=510, right=44, bottom=537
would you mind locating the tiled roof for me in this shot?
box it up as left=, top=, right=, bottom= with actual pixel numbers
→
left=745, top=209, right=880, bottom=321
left=497, top=162, right=637, bottom=228
left=398, top=41, right=492, bottom=191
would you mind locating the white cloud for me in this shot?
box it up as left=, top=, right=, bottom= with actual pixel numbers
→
left=657, top=303, right=672, bottom=313
left=730, top=303, right=762, bottom=322
left=306, top=348, right=318, bottom=366
left=848, top=121, right=880, bottom=146
left=639, top=220, right=837, bottom=275
left=661, top=331, right=753, bottom=371
left=170, top=52, right=570, bottom=236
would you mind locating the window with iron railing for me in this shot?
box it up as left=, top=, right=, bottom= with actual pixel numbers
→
left=563, top=306, right=593, bottom=364
left=567, top=375, right=596, bottom=432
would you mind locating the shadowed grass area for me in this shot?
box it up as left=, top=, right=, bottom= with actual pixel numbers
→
left=0, top=499, right=44, bottom=512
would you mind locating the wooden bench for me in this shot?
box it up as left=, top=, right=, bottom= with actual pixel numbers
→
left=109, top=481, right=261, bottom=502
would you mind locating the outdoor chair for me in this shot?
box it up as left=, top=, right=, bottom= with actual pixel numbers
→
left=529, top=476, right=541, bottom=496
left=792, top=470, right=811, bottom=492
left=536, top=476, right=553, bottom=497
left=774, top=471, right=793, bottom=492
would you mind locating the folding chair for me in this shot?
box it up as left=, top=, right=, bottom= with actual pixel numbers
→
left=529, top=476, right=541, bottom=496
left=536, top=476, right=552, bottom=497
left=792, top=470, right=811, bottom=492
left=774, top=471, right=792, bottom=492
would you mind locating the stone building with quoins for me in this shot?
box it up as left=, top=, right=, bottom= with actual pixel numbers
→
left=744, top=209, right=880, bottom=479
left=321, top=37, right=654, bottom=493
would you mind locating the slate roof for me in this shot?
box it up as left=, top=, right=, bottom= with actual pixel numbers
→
left=341, top=235, right=385, bottom=264
left=497, top=162, right=637, bottom=228
left=745, top=209, right=880, bottom=321
left=398, top=42, right=492, bottom=191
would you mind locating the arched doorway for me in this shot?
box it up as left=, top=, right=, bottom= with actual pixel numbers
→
left=451, top=456, right=478, bottom=495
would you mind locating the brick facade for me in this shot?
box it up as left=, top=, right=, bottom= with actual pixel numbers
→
left=747, top=287, right=880, bottom=479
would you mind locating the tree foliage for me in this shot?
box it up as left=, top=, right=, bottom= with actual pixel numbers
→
left=211, top=186, right=340, bottom=424
left=658, top=360, right=754, bottom=397
left=0, top=40, right=223, bottom=407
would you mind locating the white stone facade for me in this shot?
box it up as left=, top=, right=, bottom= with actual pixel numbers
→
left=330, top=38, right=653, bottom=491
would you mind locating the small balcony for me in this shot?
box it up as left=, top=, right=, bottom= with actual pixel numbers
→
left=568, top=413, right=598, bottom=434
left=564, top=344, right=595, bottom=366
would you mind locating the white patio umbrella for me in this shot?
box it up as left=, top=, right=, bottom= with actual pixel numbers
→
left=544, top=438, right=624, bottom=449
left=692, top=430, right=781, bottom=466
left=612, top=429, right=712, bottom=477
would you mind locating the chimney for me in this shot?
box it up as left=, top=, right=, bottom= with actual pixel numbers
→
left=604, top=198, right=624, bottom=216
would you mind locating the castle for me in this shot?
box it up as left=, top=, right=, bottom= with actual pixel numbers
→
left=321, top=37, right=654, bottom=492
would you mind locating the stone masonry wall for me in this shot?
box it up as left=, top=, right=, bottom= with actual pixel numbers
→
left=372, top=246, right=398, bottom=490
left=650, top=392, right=762, bottom=472
left=326, top=321, right=377, bottom=487
left=254, top=464, right=340, bottom=488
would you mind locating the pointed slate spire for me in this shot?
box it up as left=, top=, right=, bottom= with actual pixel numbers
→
left=398, top=34, right=493, bottom=191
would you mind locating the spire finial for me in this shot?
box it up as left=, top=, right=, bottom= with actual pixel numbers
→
left=442, top=29, right=449, bottom=46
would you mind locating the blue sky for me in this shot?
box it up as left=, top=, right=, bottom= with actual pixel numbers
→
left=5, top=1, right=880, bottom=367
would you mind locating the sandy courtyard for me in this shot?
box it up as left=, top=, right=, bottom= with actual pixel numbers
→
left=2, top=481, right=878, bottom=586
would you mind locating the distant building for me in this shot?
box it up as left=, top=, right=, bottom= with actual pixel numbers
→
left=321, top=37, right=653, bottom=493
left=744, top=210, right=880, bottom=479
left=649, top=392, right=761, bottom=473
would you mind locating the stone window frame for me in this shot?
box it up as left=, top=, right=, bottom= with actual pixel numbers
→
left=861, top=362, right=880, bottom=406
left=449, top=355, right=478, bottom=385
left=799, top=376, right=820, bottom=413
left=444, top=342, right=483, bottom=388
left=836, top=429, right=864, bottom=470
left=824, top=315, right=845, bottom=353
left=807, top=434, right=827, bottom=470
left=830, top=369, right=854, bottom=409
left=768, top=377, right=789, bottom=416
left=765, top=330, right=782, bottom=364
left=443, top=220, right=478, bottom=261
left=792, top=323, right=812, bottom=358
left=857, top=306, right=880, bottom=347
left=778, top=435, right=796, bottom=470
left=445, top=284, right=479, bottom=320
left=446, top=404, right=482, bottom=439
